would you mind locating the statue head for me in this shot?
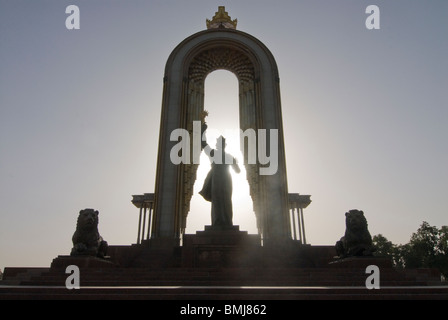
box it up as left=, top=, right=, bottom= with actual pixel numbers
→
left=345, top=209, right=368, bottom=232
left=76, top=208, right=99, bottom=230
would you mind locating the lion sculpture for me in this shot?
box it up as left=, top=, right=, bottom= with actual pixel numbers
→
left=70, top=209, right=108, bottom=258
left=335, top=209, right=376, bottom=258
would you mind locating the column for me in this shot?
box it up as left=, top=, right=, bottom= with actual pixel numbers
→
left=132, top=193, right=155, bottom=244
left=288, top=193, right=311, bottom=244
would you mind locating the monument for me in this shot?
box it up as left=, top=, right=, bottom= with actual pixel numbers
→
left=151, top=6, right=291, bottom=246
left=1, top=7, right=445, bottom=300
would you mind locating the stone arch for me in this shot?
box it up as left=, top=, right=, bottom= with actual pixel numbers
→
left=152, top=28, right=290, bottom=246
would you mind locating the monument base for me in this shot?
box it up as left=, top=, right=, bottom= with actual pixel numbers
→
left=203, top=225, right=241, bottom=232
left=2, top=242, right=444, bottom=298
left=182, top=226, right=262, bottom=268
left=50, top=255, right=117, bottom=269
left=329, top=256, right=393, bottom=269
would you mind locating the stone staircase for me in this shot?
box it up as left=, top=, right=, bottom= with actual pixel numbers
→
left=2, top=266, right=442, bottom=287
left=1, top=265, right=447, bottom=300
left=1, top=237, right=447, bottom=300
left=2, top=284, right=448, bottom=300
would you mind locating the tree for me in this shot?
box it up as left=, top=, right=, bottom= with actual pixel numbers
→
left=372, top=234, right=401, bottom=267
left=403, top=221, right=439, bottom=269
left=435, top=226, right=448, bottom=278
left=399, top=222, right=448, bottom=278
left=373, top=234, right=394, bottom=255
left=372, top=222, right=448, bottom=278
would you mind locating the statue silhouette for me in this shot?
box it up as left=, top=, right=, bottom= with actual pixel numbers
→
left=199, top=125, right=240, bottom=227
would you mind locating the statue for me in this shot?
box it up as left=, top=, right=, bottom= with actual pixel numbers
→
left=70, top=209, right=108, bottom=258
left=335, top=209, right=376, bottom=258
left=199, top=114, right=241, bottom=227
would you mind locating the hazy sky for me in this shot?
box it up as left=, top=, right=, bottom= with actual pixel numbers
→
left=1, top=0, right=447, bottom=269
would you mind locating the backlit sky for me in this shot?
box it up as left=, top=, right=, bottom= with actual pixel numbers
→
left=1, top=0, right=447, bottom=270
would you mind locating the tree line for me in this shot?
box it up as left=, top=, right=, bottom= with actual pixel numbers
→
left=373, top=221, right=448, bottom=279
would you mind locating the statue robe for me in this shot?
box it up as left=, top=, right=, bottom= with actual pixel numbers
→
left=199, top=149, right=238, bottom=227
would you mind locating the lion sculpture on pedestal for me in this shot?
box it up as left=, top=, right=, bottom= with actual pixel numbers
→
left=70, top=209, right=108, bottom=258
left=335, top=209, right=376, bottom=258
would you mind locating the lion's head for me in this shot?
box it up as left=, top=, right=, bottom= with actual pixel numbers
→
left=76, top=208, right=99, bottom=230
left=345, top=209, right=368, bottom=233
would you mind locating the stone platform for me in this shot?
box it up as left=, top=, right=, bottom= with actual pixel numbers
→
left=102, top=227, right=334, bottom=269
left=1, top=227, right=447, bottom=300
left=50, top=256, right=117, bottom=269
left=182, top=226, right=262, bottom=268
left=1, top=265, right=446, bottom=300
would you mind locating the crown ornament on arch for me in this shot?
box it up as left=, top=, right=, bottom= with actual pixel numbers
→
left=206, top=6, right=238, bottom=30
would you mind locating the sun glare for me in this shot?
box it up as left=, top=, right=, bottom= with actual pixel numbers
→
left=185, top=71, right=258, bottom=234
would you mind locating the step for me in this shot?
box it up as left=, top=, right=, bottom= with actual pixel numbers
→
left=3, top=266, right=442, bottom=289
left=1, top=285, right=447, bottom=300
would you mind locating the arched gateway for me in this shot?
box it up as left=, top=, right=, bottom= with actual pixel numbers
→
left=152, top=7, right=290, bottom=246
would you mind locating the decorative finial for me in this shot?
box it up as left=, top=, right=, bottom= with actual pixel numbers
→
left=206, top=6, right=237, bottom=30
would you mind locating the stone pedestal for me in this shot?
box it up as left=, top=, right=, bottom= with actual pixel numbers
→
left=182, top=226, right=262, bottom=268
left=50, top=255, right=117, bottom=269
left=329, top=256, right=393, bottom=269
